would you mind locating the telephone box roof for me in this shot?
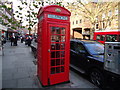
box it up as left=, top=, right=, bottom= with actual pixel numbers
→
left=37, top=5, right=71, bottom=18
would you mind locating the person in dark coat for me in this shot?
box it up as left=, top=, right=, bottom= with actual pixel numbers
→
left=10, top=36, right=14, bottom=46
left=21, top=36, right=24, bottom=43
left=14, top=36, right=18, bottom=46
left=27, top=36, right=32, bottom=46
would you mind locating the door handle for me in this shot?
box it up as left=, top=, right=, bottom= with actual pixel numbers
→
left=48, top=49, right=51, bottom=52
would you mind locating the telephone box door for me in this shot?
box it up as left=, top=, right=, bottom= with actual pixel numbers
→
left=48, top=24, right=69, bottom=85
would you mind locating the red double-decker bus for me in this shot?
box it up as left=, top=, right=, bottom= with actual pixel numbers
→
left=93, top=30, right=120, bottom=44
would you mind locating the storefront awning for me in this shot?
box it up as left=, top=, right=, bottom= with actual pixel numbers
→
left=0, top=24, right=7, bottom=31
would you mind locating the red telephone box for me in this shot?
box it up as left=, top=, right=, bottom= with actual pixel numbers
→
left=37, top=5, right=71, bottom=86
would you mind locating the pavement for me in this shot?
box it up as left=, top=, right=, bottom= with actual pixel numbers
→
left=2, top=41, right=98, bottom=89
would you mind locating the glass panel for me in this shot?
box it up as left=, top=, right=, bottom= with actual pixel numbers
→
left=51, top=51, right=55, bottom=58
left=51, top=60, right=55, bottom=66
left=60, top=43, right=65, bottom=50
left=61, top=66, right=64, bottom=72
left=106, top=35, right=117, bottom=42
left=56, top=51, right=60, bottom=58
left=60, top=51, right=65, bottom=57
left=51, top=35, right=61, bottom=42
left=96, top=35, right=101, bottom=40
left=61, top=28, right=65, bottom=34
left=101, top=35, right=105, bottom=41
left=61, top=36, right=65, bottom=42
left=56, top=67, right=60, bottom=73
left=56, top=59, right=60, bottom=65
left=51, top=68, right=55, bottom=74
left=51, top=27, right=60, bottom=34
left=51, top=43, right=56, bottom=50
left=61, top=59, right=64, bottom=65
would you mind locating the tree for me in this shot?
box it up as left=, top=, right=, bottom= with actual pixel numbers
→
left=65, top=1, right=118, bottom=39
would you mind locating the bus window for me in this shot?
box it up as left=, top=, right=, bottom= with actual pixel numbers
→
left=96, top=35, right=101, bottom=40
left=106, top=35, right=117, bottom=42
left=101, top=35, right=105, bottom=41
left=118, top=35, right=120, bottom=41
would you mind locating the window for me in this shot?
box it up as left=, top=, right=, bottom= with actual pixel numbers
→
left=80, top=19, right=82, bottom=23
left=73, top=21, right=74, bottom=25
left=70, top=41, right=75, bottom=50
left=96, top=35, right=101, bottom=40
left=103, top=22, right=105, bottom=29
left=101, top=35, right=105, bottom=41
left=106, top=35, right=117, bottom=42
left=76, top=20, right=78, bottom=24
left=96, top=23, right=99, bottom=29
left=75, top=43, right=86, bottom=53
left=118, top=35, right=120, bottom=41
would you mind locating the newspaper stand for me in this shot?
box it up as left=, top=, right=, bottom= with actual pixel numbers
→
left=37, top=5, right=71, bottom=86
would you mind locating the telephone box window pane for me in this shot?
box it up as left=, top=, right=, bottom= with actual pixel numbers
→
left=56, top=43, right=60, bottom=50
left=51, top=43, right=56, bottom=50
left=61, top=66, right=64, bottom=72
left=61, top=59, right=64, bottom=65
left=51, top=27, right=60, bottom=34
left=51, top=68, right=55, bottom=74
left=61, top=43, right=65, bottom=50
left=51, top=35, right=61, bottom=42
left=56, top=28, right=61, bottom=34
left=51, top=60, right=55, bottom=66
left=51, top=51, right=55, bottom=58
left=56, top=67, right=60, bottom=73
left=61, top=51, right=65, bottom=57
left=61, top=36, right=65, bottom=42
left=56, top=51, right=60, bottom=58
left=56, top=59, right=60, bottom=65
left=61, top=28, right=65, bottom=34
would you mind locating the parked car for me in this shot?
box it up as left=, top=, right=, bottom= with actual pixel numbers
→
left=70, top=39, right=120, bottom=88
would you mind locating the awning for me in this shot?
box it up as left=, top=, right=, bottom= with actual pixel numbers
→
left=0, top=24, right=7, bottom=31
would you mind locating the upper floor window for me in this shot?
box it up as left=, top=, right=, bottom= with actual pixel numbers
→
left=96, top=23, right=99, bottom=29
left=80, top=19, right=82, bottom=23
left=73, top=21, right=74, bottom=25
left=76, top=20, right=78, bottom=24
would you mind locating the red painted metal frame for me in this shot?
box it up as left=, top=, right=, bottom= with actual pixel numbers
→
left=37, top=5, right=71, bottom=86
left=93, top=31, right=120, bottom=44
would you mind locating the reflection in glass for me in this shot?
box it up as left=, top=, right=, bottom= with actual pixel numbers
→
left=61, top=28, right=65, bottom=34
left=61, top=66, right=64, bottom=72
left=56, top=67, right=60, bottom=73
left=51, top=35, right=61, bottom=42
left=51, top=51, right=55, bottom=58
left=56, top=59, right=60, bottom=65
left=51, top=68, right=55, bottom=74
left=51, top=60, right=55, bottom=66
left=61, top=59, right=64, bottom=65
left=61, top=36, right=65, bottom=42
left=60, top=43, right=65, bottom=50
left=61, top=51, right=65, bottom=57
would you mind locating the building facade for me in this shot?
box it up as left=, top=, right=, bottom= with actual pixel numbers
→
left=70, top=2, right=119, bottom=39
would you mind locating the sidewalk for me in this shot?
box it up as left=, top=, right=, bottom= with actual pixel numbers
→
left=2, top=41, right=97, bottom=88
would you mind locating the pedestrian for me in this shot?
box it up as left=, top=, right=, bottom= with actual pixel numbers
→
left=14, top=36, right=18, bottom=46
left=10, top=36, right=14, bottom=46
left=21, top=36, right=24, bottom=43
left=27, top=36, right=32, bottom=46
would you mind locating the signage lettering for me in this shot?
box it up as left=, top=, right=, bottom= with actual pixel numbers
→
left=48, top=14, right=68, bottom=20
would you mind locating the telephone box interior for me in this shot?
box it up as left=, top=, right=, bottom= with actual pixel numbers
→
left=37, top=5, right=71, bottom=86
